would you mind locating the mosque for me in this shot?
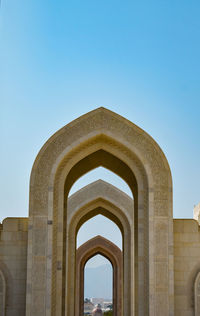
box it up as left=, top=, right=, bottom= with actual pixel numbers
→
left=0, top=107, right=200, bottom=315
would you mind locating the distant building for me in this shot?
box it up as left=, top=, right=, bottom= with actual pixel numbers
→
left=92, top=304, right=103, bottom=316
left=91, top=298, right=111, bottom=305
left=103, top=301, right=112, bottom=309
left=84, top=299, right=94, bottom=314
left=91, top=298, right=104, bottom=306
left=90, top=298, right=112, bottom=311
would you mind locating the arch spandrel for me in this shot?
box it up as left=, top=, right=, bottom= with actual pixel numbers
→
left=27, top=107, right=174, bottom=316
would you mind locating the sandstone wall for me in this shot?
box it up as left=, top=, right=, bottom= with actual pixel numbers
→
left=0, top=218, right=28, bottom=316
left=1, top=216, right=200, bottom=316
left=174, top=219, right=200, bottom=316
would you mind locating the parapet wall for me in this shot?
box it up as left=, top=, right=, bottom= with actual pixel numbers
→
left=1, top=216, right=200, bottom=316
left=0, top=218, right=28, bottom=316
left=174, top=218, right=200, bottom=316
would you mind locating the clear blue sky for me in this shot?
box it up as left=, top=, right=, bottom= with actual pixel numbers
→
left=1, top=1, right=200, bottom=227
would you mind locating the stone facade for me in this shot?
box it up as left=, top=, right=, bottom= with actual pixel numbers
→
left=0, top=108, right=199, bottom=315
left=0, top=218, right=28, bottom=316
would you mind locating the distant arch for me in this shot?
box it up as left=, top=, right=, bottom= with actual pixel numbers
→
left=76, top=236, right=122, bottom=316
left=184, top=260, right=200, bottom=311
left=67, top=179, right=133, bottom=227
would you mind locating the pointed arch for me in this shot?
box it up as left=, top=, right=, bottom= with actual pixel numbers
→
left=27, top=107, right=173, bottom=316
left=76, top=236, right=122, bottom=316
left=67, top=180, right=132, bottom=316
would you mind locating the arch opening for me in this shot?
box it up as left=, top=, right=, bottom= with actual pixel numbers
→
left=76, top=236, right=122, bottom=316
left=84, top=255, right=113, bottom=315
left=62, top=148, right=138, bottom=316
left=77, top=214, right=123, bottom=249
left=69, top=166, right=133, bottom=198
left=64, top=149, right=138, bottom=197
left=72, top=204, right=129, bottom=316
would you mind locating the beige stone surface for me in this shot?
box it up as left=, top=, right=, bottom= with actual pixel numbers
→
left=0, top=218, right=28, bottom=316
left=2, top=108, right=200, bottom=315
left=26, top=108, right=173, bottom=316
left=174, top=219, right=200, bottom=315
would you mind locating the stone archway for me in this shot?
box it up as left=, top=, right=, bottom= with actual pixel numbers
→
left=67, top=180, right=132, bottom=316
left=76, top=236, right=122, bottom=316
left=26, top=107, right=173, bottom=316
left=53, top=140, right=141, bottom=316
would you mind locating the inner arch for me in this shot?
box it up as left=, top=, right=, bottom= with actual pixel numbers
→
left=69, top=166, right=133, bottom=198
left=64, top=149, right=138, bottom=197
left=84, top=254, right=113, bottom=300
left=64, top=148, right=137, bottom=315
left=77, top=214, right=123, bottom=249
left=76, top=235, right=122, bottom=316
